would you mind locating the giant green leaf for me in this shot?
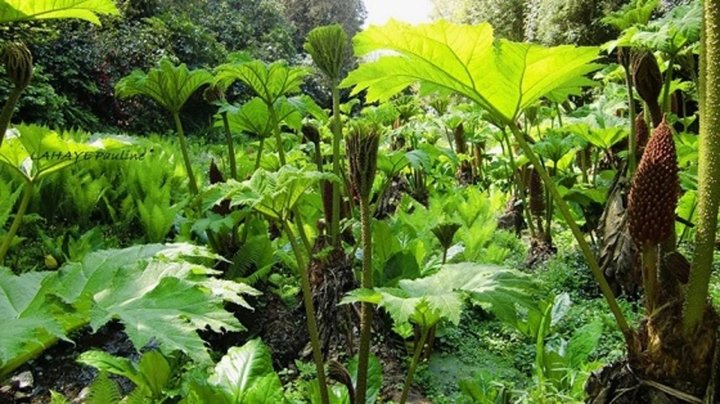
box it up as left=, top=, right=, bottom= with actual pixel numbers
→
left=221, top=97, right=302, bottom=138
left=343, top=263, right=536, bottom=330
left=0, top=0, right=118, bottom=24
left=0, top=125, right=132, bottom=182
left=208, top=339, right=285, bottom=403
left=206, top=166, right=337, bottom=221
left=116, top=58, right=213, bottom=114
left=90, top=277, right=241, bottom=364
left=0, top=244, right=257, bottom=376
left=341, top=20, right=601, bottom=125
left=0, top=268, right=65, bottom=368
left=52, top=243, right=215, bottom=304
left=214, top=60, right=308, bottom=105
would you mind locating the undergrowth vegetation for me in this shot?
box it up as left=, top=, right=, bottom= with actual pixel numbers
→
left=1, top=0, right=719, bottom=403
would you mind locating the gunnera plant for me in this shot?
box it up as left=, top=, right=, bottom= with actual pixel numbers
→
left=0, top=42, right=32, bottom=146
left=346, top=119, right=381, bottom=404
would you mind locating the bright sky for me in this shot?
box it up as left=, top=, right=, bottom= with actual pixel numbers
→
left=363, top=0, right=433, bottom=27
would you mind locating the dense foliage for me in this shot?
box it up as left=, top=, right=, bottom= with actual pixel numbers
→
left=2, top=0, right=720, bottom=403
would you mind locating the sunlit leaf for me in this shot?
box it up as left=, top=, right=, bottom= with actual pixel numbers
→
left=116, top=58, right=213, bottom=114
left=215, top=60, right=308, bottom=105
left=341, top=20, right=601, bottom=124
left=0, top=0, right=118, bottom=24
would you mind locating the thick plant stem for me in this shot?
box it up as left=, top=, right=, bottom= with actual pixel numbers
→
left=661, top=56, right=675, bottom=115
left=509, top=124, right=633, bottom=339
left=269, top=106, right=287, bottom=166
left=172, top=113, right=199, bottom=195
left=254, top=138, right=265, bottom=170
left=268, top=105, right=312, bottom=254
left=221, top=112, right=237, bottom=180
left=399, top=326, right=429, bottom=404
left=282, top=222, right=330, bottom=404
left=684, top=0, right=720, bottom=334
left=0, top=86, right=23, bottom=147
left=642, top=244, right=659, bottom=313
left=355, top=198, right=374, bottom=404
left=624, top=63, right=638, bottom=176
left=535, top=302, right=553, bottom=396
left=0, top=181, right=33, bottom=265
left=330, top=85, right=342, bottom=247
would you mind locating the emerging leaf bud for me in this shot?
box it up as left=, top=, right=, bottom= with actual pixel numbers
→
left=632, top=51, right=662, bottom=105
left=432, top=223, right=462, bottom=250
left=202, top=84, right=225, bottom=104
left=632, top=51, right=663, bottom=125
left=3, top=41, right=33, bottom=90
left=346, top=120, right=381, bottom=201
left=302, top=123, right=321, bottom=144
left=628, top=117, right=678, bottom=245
left=617, top=46, right=631, bottom=68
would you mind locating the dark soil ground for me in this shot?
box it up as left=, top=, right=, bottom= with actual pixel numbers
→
left=0, top=322, right=136, bottom=403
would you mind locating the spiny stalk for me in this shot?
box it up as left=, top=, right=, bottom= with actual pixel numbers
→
left=684, top=0, right=720, bottom=334
left=346, top=120, right=381, bottom=404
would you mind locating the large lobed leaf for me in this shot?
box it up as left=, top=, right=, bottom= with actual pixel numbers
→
left=0, top=244, right=258, bottom=374
left=214, top=60, right=308, bottom=105
left=0, top=125, right=133, bottom=182
left=0, top=0, right=118, bottom=24
left=0, top=268, right=65, bottom=367
left=341, top=20, right=601, bottom=125
left=206, top=339, right=285, bottom=403
left=343, top=263, right=536, bottom=330
left=116, top=58, right=213, bottom=114
left=204, top=166, right=337, bottom=220
left=221, top=97, right=302, bottom=139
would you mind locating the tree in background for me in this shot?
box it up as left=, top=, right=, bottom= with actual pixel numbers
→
left=431, top=0, right=629, bottom=45
left=0, top=0, right=297, bottom=133
left=431, top=0, right=527, bottom=40
left=281, top=0, right=366, bottom=48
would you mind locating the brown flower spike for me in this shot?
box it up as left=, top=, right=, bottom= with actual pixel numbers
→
left=628, top=117, right=679, bottom=245
left=529, top=167, right=545, bottom=217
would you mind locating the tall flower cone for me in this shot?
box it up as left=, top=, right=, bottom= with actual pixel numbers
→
left=628, top=117, right=678, bottom=310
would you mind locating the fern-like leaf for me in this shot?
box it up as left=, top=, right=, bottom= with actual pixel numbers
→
left=86, top=372, right=121, bottom=404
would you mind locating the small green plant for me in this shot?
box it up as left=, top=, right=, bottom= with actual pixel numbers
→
left=185, top=339, right=287, bottom=403
left=343, top=263, right=535, bottom=403
left=77, top=350, right=173, bottom=402
left=0, top=125, right=130, bottom=264
left=205, top=166, right=337, bottom=404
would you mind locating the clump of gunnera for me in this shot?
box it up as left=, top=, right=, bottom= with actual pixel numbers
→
left=628, top=117, right=678, bottom=245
